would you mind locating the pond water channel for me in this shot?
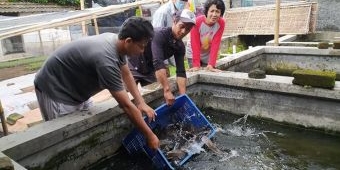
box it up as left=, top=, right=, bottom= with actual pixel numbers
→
left=88, top=108, right=340, bottom=170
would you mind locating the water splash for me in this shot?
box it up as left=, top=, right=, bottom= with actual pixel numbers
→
left=218, top=150, right=239, bottom=162
left=185, top=141, right=206, bottom=155
left=226, top=125, right=256, bottom=137
left=232, top=114, right=249, bottom=125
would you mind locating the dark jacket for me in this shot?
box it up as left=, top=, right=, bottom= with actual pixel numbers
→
left=128, top=27, right=186, bottom=78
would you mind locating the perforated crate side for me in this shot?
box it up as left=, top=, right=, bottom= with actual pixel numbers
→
left=122, top=94, right=216, bottom=169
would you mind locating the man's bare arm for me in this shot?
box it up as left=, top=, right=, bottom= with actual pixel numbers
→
left=121, top=64, right=156, bottom=122
left=110, top=90, right=159, bottom=150
left=176, top=77, right=186, bottom=95
left=155, top=68, right=175, bottom=105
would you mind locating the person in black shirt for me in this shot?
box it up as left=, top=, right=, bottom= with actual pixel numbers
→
left=128, top=9, right=195, bottom=105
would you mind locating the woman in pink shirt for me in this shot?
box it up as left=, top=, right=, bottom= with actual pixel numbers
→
left=186, top=0, right=225, bottom=72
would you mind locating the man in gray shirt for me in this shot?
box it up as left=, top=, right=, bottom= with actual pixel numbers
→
left=34, top=17, right=159, bottom=150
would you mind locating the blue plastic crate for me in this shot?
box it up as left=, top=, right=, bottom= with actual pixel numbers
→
left=122, top=94, right=216, bottom=170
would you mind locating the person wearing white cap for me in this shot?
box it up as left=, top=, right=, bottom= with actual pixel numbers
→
left=152, top=0, right=190, bottom=71
left=128, top=9, right=196, bottom=106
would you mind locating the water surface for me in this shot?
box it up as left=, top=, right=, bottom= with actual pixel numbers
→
left=89, top=108, right=340, bottom=170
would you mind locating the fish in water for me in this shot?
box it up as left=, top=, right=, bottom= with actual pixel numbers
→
left=151, top=111, right=215, bottom=167
left=166, top=149, right=186, bottom=160
left=201, top=136, right=223, bottom=154
left=153, top=122, right=213, bottom=165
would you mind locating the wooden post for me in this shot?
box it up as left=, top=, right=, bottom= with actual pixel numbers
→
left=93, top=16, right=99, bottom=35
left=0, top=100, right=9, bottom=136
left=80, top=0, right=84, bottom=10
left=38, top=30, right=44, bottom=55
left=139, top=5, right=143, bottom=17
left=225, top=0, right=231, bottom=10
left=274, top=0, right=280, bottom=46
left=80, top=0, right=87, bottom=36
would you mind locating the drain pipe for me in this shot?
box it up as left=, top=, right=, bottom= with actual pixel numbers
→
left=274, top=0, right=280, bottom=46
left=0, top=100, right=8, bottom=136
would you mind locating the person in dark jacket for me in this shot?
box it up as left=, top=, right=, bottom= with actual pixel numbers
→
left=128, top=9, right=196, bottom=106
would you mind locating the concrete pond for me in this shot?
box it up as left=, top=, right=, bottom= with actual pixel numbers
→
left=0, top=46, right=339, bottom=169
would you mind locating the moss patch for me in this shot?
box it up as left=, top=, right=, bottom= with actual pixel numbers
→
left=292, top=69, right=336, bottom=89
left=333, top=41, right=340, bottom=49
left=248, top=69, right=266, bottom=79
left=317, top=42, right=329, bottom=49
left=28, top=132, right=104, bottom=170
left=6, top=113, right=24, bottom=125
left=266, top=62, right=301, bottom=76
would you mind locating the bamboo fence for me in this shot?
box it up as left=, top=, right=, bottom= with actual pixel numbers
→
left=224, top=2, right=317, bottom=36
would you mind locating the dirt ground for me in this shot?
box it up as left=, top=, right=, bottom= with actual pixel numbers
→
left=0, top=66, right=36, bottom=81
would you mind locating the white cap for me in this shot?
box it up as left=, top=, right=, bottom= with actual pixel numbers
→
left=175, top=9, right=196, bottom=25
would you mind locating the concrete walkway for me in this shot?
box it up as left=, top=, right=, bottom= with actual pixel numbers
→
left=0, top=73, right=114, bottom=134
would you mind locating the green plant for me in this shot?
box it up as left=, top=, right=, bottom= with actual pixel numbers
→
left=26, top=61, right=45, bottom=71
left=168, top=60, right=189, bottom=76
left=219, top=43, right=246, bottom=59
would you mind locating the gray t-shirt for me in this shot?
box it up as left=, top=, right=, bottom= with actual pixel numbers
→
left=34, top=33, right=126, bottom=105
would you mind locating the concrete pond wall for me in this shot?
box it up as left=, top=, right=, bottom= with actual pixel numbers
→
left=266, top=33, right=340, bottom=47
left=218, top=46, right=340, bottom=80
left=0, top=46, right=339, bottom=169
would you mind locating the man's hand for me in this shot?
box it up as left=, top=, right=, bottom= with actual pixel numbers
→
left=187, top=67, right=200, bottom=72
left=110, top=90, right=159, bottom=151
left=164, top=90, right=175, bottom=106
left=137, top=102, right=157, bottom=123
left=206, top=65, right=221, bottom=72
left=146, top=133, right=160, bottom=151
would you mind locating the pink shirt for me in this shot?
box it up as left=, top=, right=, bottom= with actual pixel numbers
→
left=187, top=15, right=225, bottom=67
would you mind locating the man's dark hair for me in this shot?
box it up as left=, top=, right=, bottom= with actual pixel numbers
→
left=204, top=0, right=225, bottom=17
left=118, top=17, right=154, bottom=41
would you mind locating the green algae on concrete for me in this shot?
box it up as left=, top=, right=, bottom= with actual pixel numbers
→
left=266, top=61, right=301, bottom=77
left=292, top=69, right=336, bottom=89
left=28, top=132, right=105, bottom=170
left=248, top=69, right=266, bottom=79
left=317, top=42, right=329, bottom=49
left=6, top=113, right=24, bottom=125
left=333, top=41, right=340, bottom=49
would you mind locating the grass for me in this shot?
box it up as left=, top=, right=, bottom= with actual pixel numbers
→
left=26, top=61, right=46, bottom=71
left=169, top=59, right=190, bottom=76
left=219, top=44, right=246, bottom=57
left=0, top=56, right=182, bottom=77
left=0, top=56, right=47, bottom=71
